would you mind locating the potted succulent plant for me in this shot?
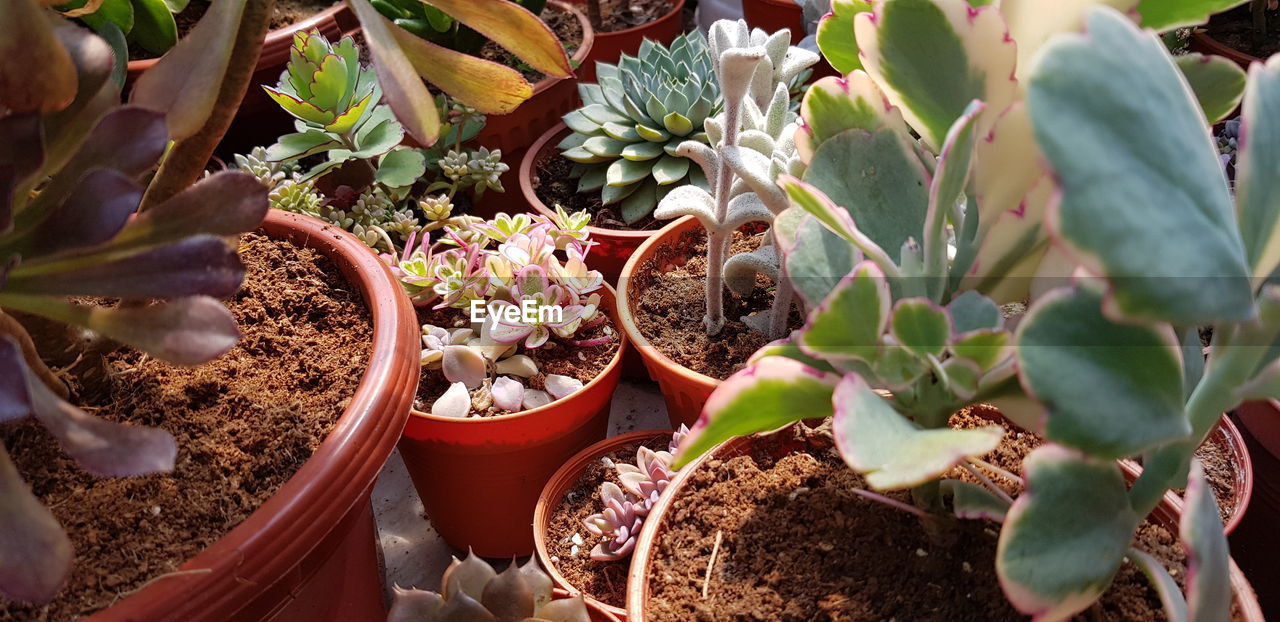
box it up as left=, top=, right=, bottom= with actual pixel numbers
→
left=0, top=3, right=418, bottom=620
left=628, top=1, right=1274, bottom=619
left=385, top=210, right=627, bottom=557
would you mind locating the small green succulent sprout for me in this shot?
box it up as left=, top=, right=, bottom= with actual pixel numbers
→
left=388, top=552, right=591, bottom=622
left=560, top=32, right=722, bottom=223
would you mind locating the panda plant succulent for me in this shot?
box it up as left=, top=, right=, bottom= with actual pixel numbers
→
left=389, top=553, right=591, bottom=622
left=673, top=0, right=1271, bottom=620
left=559, top=32, right=722, bottom=224
left=383, top=210, right=614, bottom=418
left=0, top=0, right=267, bottom=604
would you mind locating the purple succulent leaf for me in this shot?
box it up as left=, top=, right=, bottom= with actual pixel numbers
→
left=0, top=112, right=44, bottom=230
left=0, top=337, right=32, bottom=423
left=388, top=586, right=446, bottom=622
left=8, top=169, right=141, bottom=259
left=492, top=376, right=525, bottom=411
left=112, top=171, right=269, bottom=249
left=5, top=234, right=245, bottom=299
left=83, top=296, right=240, bottom=366
left=0, top=0, right=77, bottom=116
left=0, top=445, right=72, bottom=605
left=26, top=368, right=176, bottom=477
left=40, top=23, right=114, bottom=175
left=481, top=563, right=536, bottom=621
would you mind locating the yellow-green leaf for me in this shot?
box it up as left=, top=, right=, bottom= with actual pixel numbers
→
left=423, top=0, right=572, bottom=78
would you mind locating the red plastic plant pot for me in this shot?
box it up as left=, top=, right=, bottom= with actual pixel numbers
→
left=573, top=0, right=687, bottom=82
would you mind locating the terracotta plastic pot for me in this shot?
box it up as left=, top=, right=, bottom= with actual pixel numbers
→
left=573, top=0, right=687, bottom=82
left=1228, top=399, right=1280, bottom=618
left=626, top=425, right=1266, bottom=621
left=89, top=210, right=419, bottom=621
left=617, top=216, right=720, bottom=427
left=398, top=285, right=627, bottom=557
left=475, top=1, right=596, bottom=155
left=1118, top=415, right=1253, bottom=535
left=741, top=0, right=804, bottom=41
left=535, top=430, right=675, bottom=619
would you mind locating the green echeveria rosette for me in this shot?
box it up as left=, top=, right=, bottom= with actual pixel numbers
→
left=559, top=32, right=722, bottom=223
left=264, top=30, right=382, bottom=135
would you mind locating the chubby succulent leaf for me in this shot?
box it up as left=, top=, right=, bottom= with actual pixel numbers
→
left=0, top=442, right=72, bottom=605
left=948, top=290, right=1000, bottom=334
left=949, top=330, right=1011, bottom=372
left=832, top=374, right=1001, bottom=489
left=1235, top=56, right=1280, bottom=283
left=110, top=170, right=268, bottom=250
left=377, top=147, right=427, bottom=188
left=1016, top=285, right=1189, bottom=459
left=422, top=0, right=571, bottom=78
left=388, top=586, right=445, bottom=622
left=997, top=446, right=1139, bottom=621
left=942, top=479, right=1010, bottom=521
left=673, top=357, right=838, bottom=469
left=1174, top=53, right=1246, bottom=124
left=796, top=73, right=909, bottom=165
left=1182, top=462, right=1232, bottom=622
left=1027, top=8, right=1254, bottom=324
left=0, top=114, right=43, bottom=231
left=923, top=99, right=982, bottom=297
left=854, top=0, right=1016, bottom=149
left=779, top=175, right=899, bottom=278
left=0, top=0, right=77, bottom=115
left=347, top=0, right=440, bottom=145
left=1128, top=549, right=1190, bottom=622
left=4, top=169, right=140, bottom=259
left=128, top=0, right=178, bottom=55
left=777, top=209, right=860, bottom=305
left=1136, top=0, right=1249, bottom=30
left=816, top=0, right=874, bottom=74
left=266, top=130, right=342, bottom=162
left=481, top=564, right=536, bottom=620
left=999, top=0, right=1138, bottom=82
left=130, top=0, right=247, bottom=140
left=799, top=261, right=890, bottom=363
left=890, top=298, right=951, bottom=358
left=38, top=23, right=117, bottom=179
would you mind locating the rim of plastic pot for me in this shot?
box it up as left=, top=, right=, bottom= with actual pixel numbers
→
left=590, top=0, right=686, bottom=40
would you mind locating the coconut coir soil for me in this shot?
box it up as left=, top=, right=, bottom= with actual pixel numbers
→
left=644, top=419, right=1242, bottom=621
left=1205, top=4, right=1280, bottom=59
left=629, top=227, right=802, bottom=381
left=0, top=233, right=368, bottom=620
left=546, top=434, right=672, bottom=608
left=532, top=151, right=665, bottom=232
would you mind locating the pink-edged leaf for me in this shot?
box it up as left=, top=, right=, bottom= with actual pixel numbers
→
left=492, top=376, right=525, bottom=411
left=26, top=367, right=176, bottom=477
left=1182, top=461, right=1231, bottom=622
left=346, top=0, right=441, bottom=145
left=113, top=170, right=268, bottom=249
left=796, top=72, right=908, bottom=165
left=1127, top=548, right=1190, bottom=622
left=0, top=445, right=72, bottom=605
left=889, top=298, right=952, bottom=359
left=798, top=260, right=891, bottom=364
left=421, top=0, right=573, bottom=79
left=129, top=0, right=248, bottom=139
left=0, top=0, right=77, bottom=114
left=388, top=586, right=445, bottom=622
left=1001, top=0, right=1139, bottom=82
left=10, top=169, right=140, bottom=259
left=923, top=99, right=983, bottom=298
left=942, top=480, right=1009, bottom=521
left=673, top=357, right=839, bottom=469
left=0, top=337, right=33, bottom=422
left=778, top=174, right=901, bottom=277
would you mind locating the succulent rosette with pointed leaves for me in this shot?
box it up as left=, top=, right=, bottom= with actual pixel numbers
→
left=0, top=0, right=264, bottom=604
left=388, top=552, right=591, bottom=622
left=560, top=32, right=722, bottom=223
left=668, top=0, right=1269, bottom=620
left=581, top=426, right=686, bottom=562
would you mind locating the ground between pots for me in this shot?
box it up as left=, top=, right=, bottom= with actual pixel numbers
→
left=546, top=434, right=671, bottom=608
left=0, top=233, right=368, bottom=620
left=644, top=422, right=1243, bottom=621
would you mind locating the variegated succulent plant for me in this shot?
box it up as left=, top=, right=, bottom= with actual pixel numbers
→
left=674, top=0, right=1271, bottom=620
left=581, top=426, right=687, bottom=562
left=388, top=553, right=590, bottom=622
left=560, top=32, right=722, bottom=223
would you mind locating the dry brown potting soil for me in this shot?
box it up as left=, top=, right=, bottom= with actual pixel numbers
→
left=585, top=0, right=675, bottom=33
left=0, top=233, right=368, bottom=620
left=644, top=423, right=1242, bottom=621
left=480, top=7, right=583, bottom=84
left=629, top=227, right=802, bottom=381
left=532, top=151, right=665, bottom=232
left=129, top=0, right=341, bottom=61
left=1205, top=4, right=1280, bottom=59
left=412, top=305, right=621, bottom=416
left=546, top=434, right=672, bottom=608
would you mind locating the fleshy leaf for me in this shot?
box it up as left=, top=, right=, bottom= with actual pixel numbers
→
left=347, top=0, right=440, bottom=145
left=947, top=290, right=1000, bottom=334
left=1027, top=7, right=1254, bottom=324
left=388, top=586, right=445, bottom=622
left=798, top=261, right=890, bottom=363
left=1235, top=56, right=1280, bottom=283
left=112, top=170, right=268, bottom=249
left=0, top=338, right=32, bottom=422
left=377, top=147, right=428, bottom=188
left=0, top=445, right=72, bottom=605
left=266, top=130, right=342, bottom=162
left=999, top=0, right=1139, bottom=82
left=481, top=563, right=535, bottom=620
left=421, top=0, right=572, bottom=78
left=8, top=168, right=140, bottom=259
left=832, top=374, right=1001, bottom=489
left=1174, top=53, right=1246, bottom=124
left=923, top=99, right=982, bottom=297
left=0, top=112, right=45, bottom=230
left=942, top=479, right=1010, bottom=521
left=815, top=0, right=874, bottom=74
left=1137, top=0, right=1249, bottom=30
left=0, top=0, right=77, bottom=114
left=442, top=345, right=486, bottom=390
left=890, top=298, right=951, bottom=358
left=1016, top=285, right=1189, bottom=459
left=795, top=73, right=907, bottom=165
left=1182, top=461, right=1231, bottom=622
left=1128, top=549, right=1190, bottom=622
left=673, top=357, right=838, bottom=469
left=776, top=208, right=860, bottom=306
left=997, top=446, right=1139, bottom=621
left=443, top=552, right=498, bottom=601
left=75, top=297, right=240, bottom=366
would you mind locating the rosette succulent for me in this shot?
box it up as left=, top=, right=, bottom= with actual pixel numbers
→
left=560, top=32, right=722, bottom=223
left=581, top=427, right=687, bottom=562
left=389, top=553, right=590, bottom=622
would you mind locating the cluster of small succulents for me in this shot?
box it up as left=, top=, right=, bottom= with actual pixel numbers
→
left=580, top=427, right=687, bottom=561
left=560, top=32, right=723, bottom=223
left=1217, top=116, right=1241, bottom=171
left=383, top=210, right=609, bottom=418
left=388, top=553, right=590, bottom=622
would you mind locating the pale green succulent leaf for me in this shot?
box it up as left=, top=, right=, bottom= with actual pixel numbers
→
left=606, top=158, right=651, bottom=186
left=636, top=124, right=670, bottom=142
left=943, top=480, right=1009, bottom=521
left=265, top=130, right=342, bottom=162
left=376, top=148, right=427, bottom=188
left=602, top=121, right=641, bottom=142
left=890, top=298, right=951, bottom=358
left=1182, top=462, right=1232, bottom=622
left=1137, top=0, right=1249, bottom=31
left=620, top=141, right=665, bottom=161
left=582, top=136, right=628, bottom=158
left=662, top=111, right=693, bottom=136
left=621, top=180, right=659, bottom=223
left=651, top=155, right=690, bottom=185
left=1175, top=53, right=1246, bottom=124
left=563, top=110, right=602, bottom=135
left=601, top=180, right=641, bottom=205
left=1236, top=56, right=1280, bottom=283
left=816, top=0, right=873, bottom=74
left=798, top=261, right=890, bottom=364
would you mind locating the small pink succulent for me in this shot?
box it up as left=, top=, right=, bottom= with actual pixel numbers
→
left=583, top=482, right=647, bottom=561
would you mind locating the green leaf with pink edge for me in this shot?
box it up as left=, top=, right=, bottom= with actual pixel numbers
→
left=1183, top=461, right=1232, bottom=622
left=923, top=99, right=983, bottom=298
left=778, top=174, right=900, bottom=277
left=1016, top=285, right=1189, bottom=459
left=1235, top=56, right=1280, bottom=283
left=748, top=338, right=840, bottom=374
left=853, top=0, right=1016, bottom=150
left=1000, top=0, right=1138, bottom=82
left=1174, top=53, right=1246, bottom=124
left=996, top=446, right=1139, bottom=621
left=797, top=73, right=910, bottom=165
left=942, top=480, right=1009, bottom=521
left=671, top=357, right=839, bottom=469
left=949, top=330, right=1011, bottom=371
left=1128, top=549, right=1190, bottom=622
left=775, top=206, right=860, bottom=306
left=890, top=298, right=951, bottom=358
left=816, top=0, right=873, bottom=74
left=871, top=336, right=928, bottom=390
left=798, top=261, right=891, bottom=364
left=1137, top=0, right=1249, bottom=31
left=1027, top=7, right=1254, bottom=325
left=832, top=374, right=1001, bottom=490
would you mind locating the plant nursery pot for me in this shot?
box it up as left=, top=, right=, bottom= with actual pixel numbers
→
left=575, top=0, right=688, bottom=82
left=89, top=210, right=419, bottom=621
left=1189, top=30, right=1261, bottom=70
left=741, top=0, right=804, bottom=41
left=397, top=285, right=627, bottom=558
left=626, top=425, right=1266, bottom=621
left=617, top=216, right=720, bottom=428
left=1229, top=399, right=1280, bottom=618
left=534, top=429, right=675, bottom=619
left=475, top=1, right=596, bottom=155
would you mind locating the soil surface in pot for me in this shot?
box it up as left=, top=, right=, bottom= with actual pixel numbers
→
left=629, top=227, right=802, bottom=380
left=412, top=306, right=621, bottom=417
left=481, top=7, right=584, bottom=84
left=130, top=0, right=341, bottom=61
left=644, top=423, right=1242, bottom=621
left=586, top=0, right=675, bottom=33
left=532, top=152, right=664, bottom=232
left=1205, top=4, right=1280, bottom=59
left=0, top=234, right=369, bottom=620
left=547, top=434, right=672, bottom=607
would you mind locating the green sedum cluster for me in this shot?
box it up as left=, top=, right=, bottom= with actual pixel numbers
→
left=560, top=32, right=722, bottom=223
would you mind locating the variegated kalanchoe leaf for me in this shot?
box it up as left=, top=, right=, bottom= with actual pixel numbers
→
left=560, top=31, right=722, bottom=223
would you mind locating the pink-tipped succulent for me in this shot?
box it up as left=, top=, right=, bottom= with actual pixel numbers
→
left=616, top=446, right=676, bottom=508
left=582, top=482, right=648, bottom=561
